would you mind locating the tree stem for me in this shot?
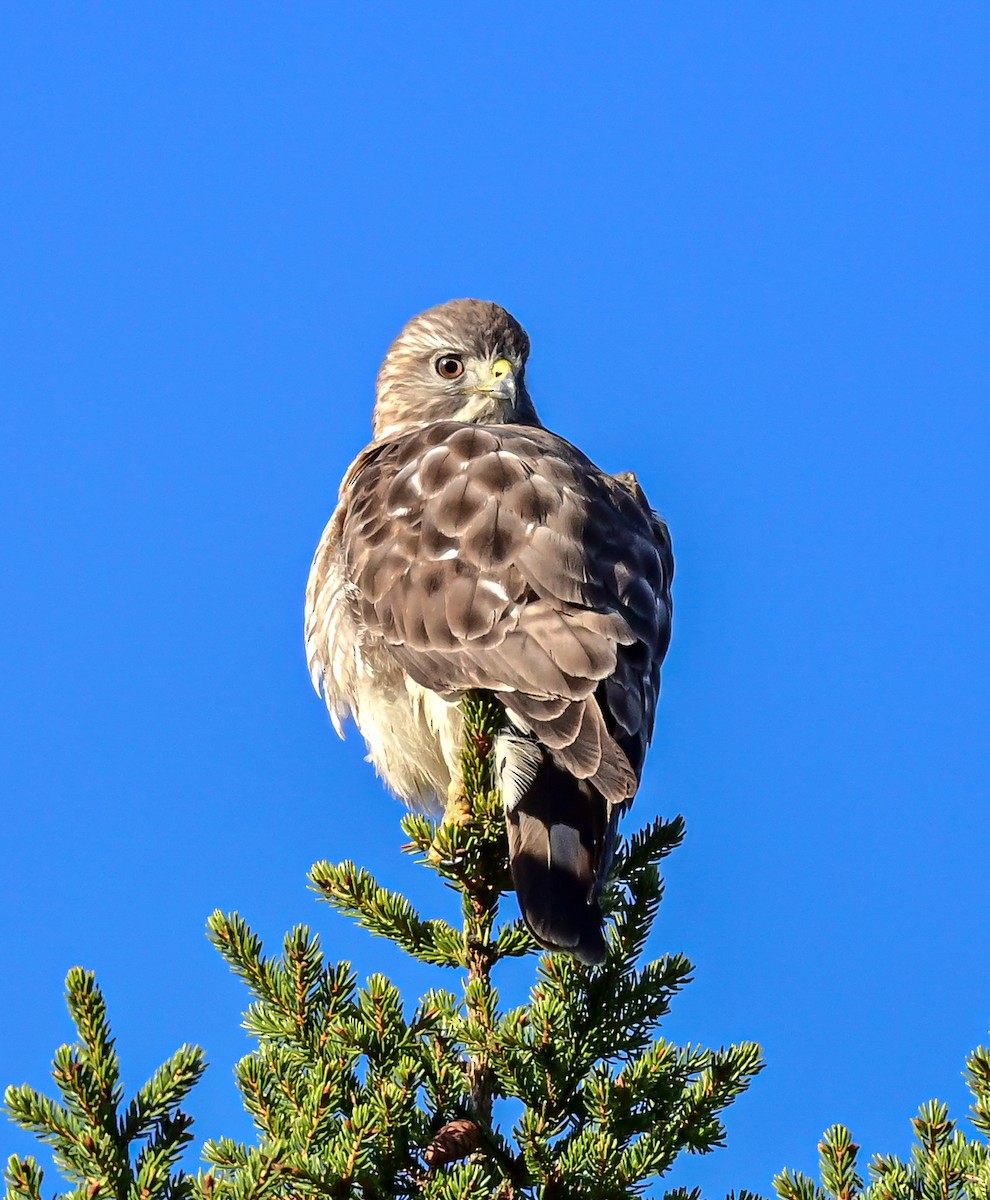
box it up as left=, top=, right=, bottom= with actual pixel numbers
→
left=465, top=901, right=496, bottom=1126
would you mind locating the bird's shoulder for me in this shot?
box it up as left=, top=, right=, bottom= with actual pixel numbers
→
left=324, top=420, right=669, bottom=653
left=336, top=420, right=664, bottom=547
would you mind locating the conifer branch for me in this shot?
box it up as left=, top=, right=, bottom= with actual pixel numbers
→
left=3, top=970, right=205, bottom=1200
left=8, top=694, right=765, bottom=1198
left=193, top=690, right=764, bottom=1196
left=2, top=1156, right=43, bottom=1200
left=774, top=1054, right=990, bottom=1200
left=14, top=693, right=990, bottom=1199
left=310, top=862, right=465, bottom=969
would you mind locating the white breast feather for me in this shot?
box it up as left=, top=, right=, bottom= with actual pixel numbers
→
left=305, top=519, right=463, bottom=811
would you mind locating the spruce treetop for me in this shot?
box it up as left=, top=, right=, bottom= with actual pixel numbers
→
left=6, top=694, right=765, bottom=1198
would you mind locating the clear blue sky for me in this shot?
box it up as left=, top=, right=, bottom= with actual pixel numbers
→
left=2, top=4, right=988, bottom=1194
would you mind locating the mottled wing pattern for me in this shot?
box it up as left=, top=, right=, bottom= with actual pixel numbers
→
left=332, top=421, right=672, bottom=805
left=605, top=470, right=675, bottom=781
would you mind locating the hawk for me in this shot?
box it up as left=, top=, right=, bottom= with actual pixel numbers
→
left=305, top=300, right=673, bottom=964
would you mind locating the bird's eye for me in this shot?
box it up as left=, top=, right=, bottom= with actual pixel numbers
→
left=435, top=355, right=465, bottom=380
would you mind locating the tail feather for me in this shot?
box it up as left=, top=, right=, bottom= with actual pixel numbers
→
left=498, top=732, right=616, bottom=965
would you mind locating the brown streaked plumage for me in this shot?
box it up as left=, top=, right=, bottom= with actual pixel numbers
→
left=305, top=299, right=673, bottom=964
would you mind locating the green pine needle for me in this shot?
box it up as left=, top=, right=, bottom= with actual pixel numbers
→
left=7, top=693, right=777, bottom=1199
left=4, top=972, right=205, bottom=1200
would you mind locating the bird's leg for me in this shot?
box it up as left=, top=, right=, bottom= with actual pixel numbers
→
left=427, top=774, right=473, bottom=864
left=443, top=772, right=473, bottom=827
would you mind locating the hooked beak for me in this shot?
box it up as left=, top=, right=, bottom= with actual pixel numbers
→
left=475, top=357, right=516, bottom=398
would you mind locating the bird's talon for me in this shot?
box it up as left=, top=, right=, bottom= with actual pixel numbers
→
left=426, top=784, right=472, bottom=861
left=443, top=791, right=473, bottom=828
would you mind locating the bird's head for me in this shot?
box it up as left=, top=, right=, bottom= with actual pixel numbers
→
left=372, top=299, right=538, bottom=439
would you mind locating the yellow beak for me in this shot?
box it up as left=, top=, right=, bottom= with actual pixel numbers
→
left=471, top=357, right=517, bottom=402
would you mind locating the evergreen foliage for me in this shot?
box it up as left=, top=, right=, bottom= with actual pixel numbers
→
left=6, top=692, right=764, bottom=1197
left=773, top=1049, right=990, bottom=1200
left=4, top=967, right=205, bottom=1200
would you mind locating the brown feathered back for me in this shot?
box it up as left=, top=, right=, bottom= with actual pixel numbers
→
left=337, top=422, right=671, bottom=803
left=305, top=300, right=673, bottom=962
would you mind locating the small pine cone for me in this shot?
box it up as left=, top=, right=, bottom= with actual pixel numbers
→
left=423, top=1118, right=482, bottom=1168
